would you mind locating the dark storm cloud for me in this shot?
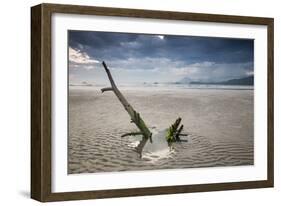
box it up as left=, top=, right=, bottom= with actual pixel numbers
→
left=69, top=31, right=138, bottom=49
left=163, top=36, right=253, bottom=63
left=68, top=30, right=254, bottom=83
left=69, top=30, right=253, bottom=64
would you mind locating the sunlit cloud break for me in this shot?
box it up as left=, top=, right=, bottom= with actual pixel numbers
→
left=69, top=47, right=100, bottom=65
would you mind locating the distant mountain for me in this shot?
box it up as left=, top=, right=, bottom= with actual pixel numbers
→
left=189, top=75, right=254, bottom=86
left=69, top=81, right=93, bottom=86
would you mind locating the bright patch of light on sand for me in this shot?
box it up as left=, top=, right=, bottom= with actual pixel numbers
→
left=142, top=149, right=174, bottom=163
left=127, top=128, right=174, bottom=163
left=157, top=35, right=165, bottom=40
left=128, top=140, right=174, bottom=163
left=128, top=141, right=140, bottom=148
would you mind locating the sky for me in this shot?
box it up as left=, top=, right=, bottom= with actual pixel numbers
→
left=68, top=30, right=254, bottom=85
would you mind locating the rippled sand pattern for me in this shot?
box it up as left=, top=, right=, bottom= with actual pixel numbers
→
left=68, top=88, right=253, bottom=174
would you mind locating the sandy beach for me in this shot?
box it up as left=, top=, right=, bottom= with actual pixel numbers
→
left=68, top=86, right=254, bottom=174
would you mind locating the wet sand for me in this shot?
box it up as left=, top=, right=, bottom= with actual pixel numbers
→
left=68, top=87, right=254, bottom=174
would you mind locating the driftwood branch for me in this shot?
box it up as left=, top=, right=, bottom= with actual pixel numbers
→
left=101, top=61, right=152, bottom=156
left=166, top=117, right=187, bottom=146
left=101, top=87, right=113, bottom=93
left=121, top=132, right=144, bottom=137
left=175, top=125, right=183, bottom=141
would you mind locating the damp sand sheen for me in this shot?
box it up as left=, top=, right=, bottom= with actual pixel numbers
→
left=68, top=85, right=254, bottom=174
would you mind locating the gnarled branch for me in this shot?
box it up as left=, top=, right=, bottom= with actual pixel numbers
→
left=101, top=87, right=113, bottom=93
left=101, top=61, right=152, bottom=156
left=166, top=117, right=188, bottom=145
left=121, top=132, right=144, bottom=137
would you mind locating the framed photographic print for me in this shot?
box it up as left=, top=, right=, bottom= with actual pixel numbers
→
left=31, top=3, right=274, bottom=202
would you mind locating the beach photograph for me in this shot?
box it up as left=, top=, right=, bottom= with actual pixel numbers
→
left=68, top=31, right=254, bottom=174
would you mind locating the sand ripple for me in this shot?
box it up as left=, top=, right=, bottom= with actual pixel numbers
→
left=68, top=88, right=253, bottom=174
left=68, top=131, right=253, bottom=173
